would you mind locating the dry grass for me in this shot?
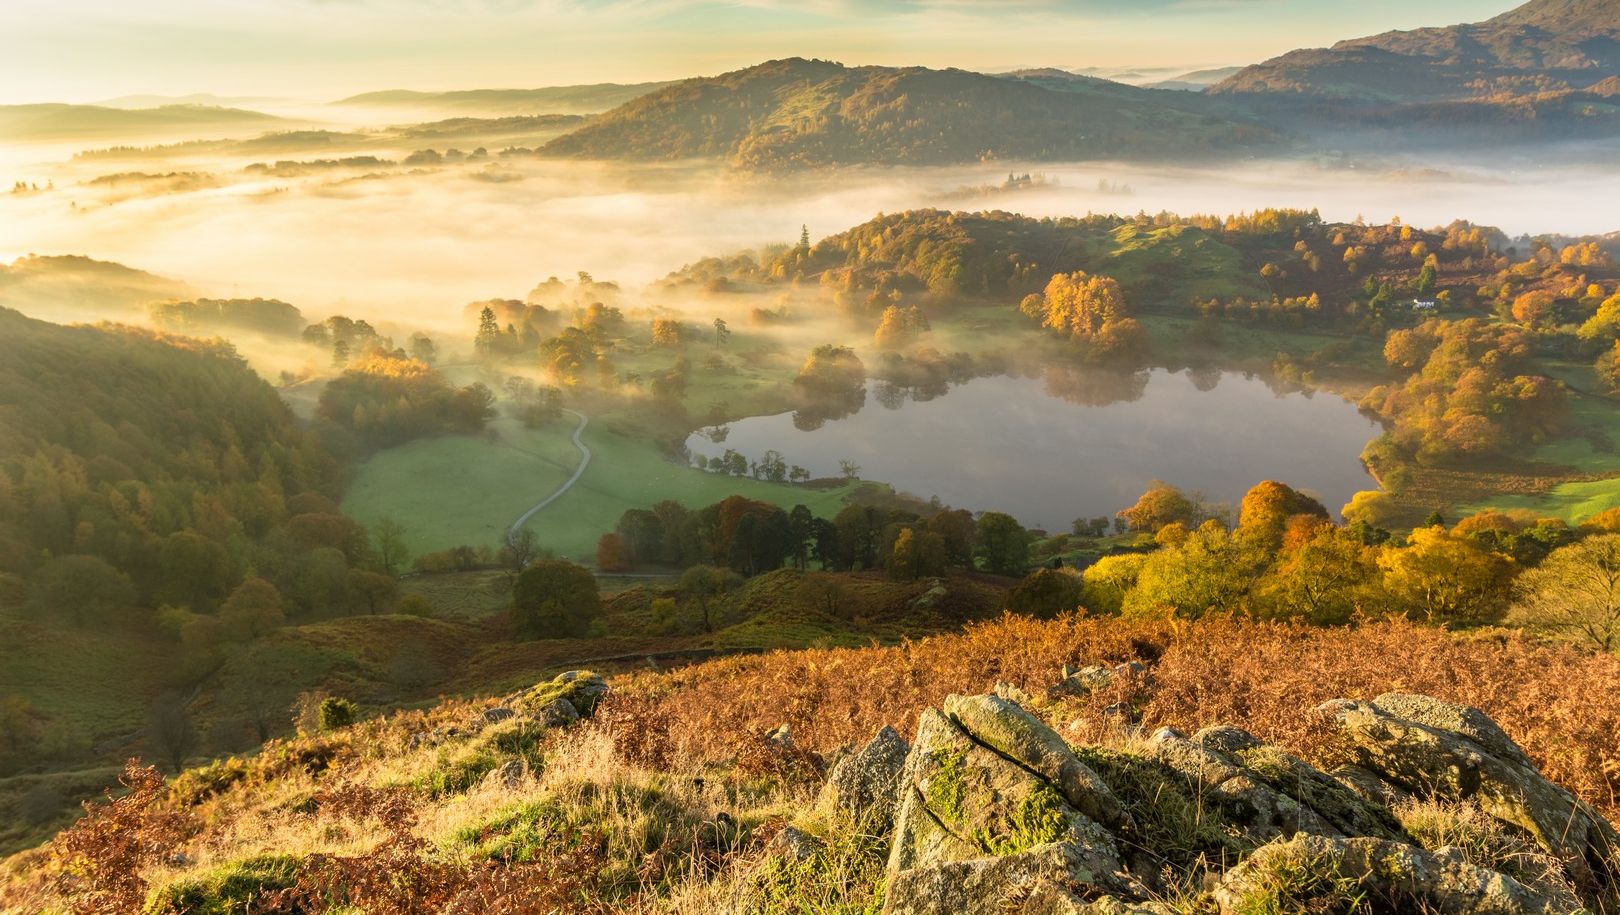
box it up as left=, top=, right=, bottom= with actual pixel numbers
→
left=613, top=614, right=1620, bottom=819
left=6, top=614, right=1620, bottom=914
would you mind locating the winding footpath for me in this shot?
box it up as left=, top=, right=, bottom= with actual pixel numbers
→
left=507, top=409, right=591, bottom=546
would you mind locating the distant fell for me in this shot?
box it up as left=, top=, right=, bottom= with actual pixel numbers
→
left=1214, top=0, right=1620, bottom=103
left=0, top=103, right=283, bottom=142
left=540, top=58, right=1275, bottom=169
left=334, top=81, right=676, bottom=116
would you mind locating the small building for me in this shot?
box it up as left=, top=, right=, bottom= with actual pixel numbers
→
left=1411, top=299, right=1438, bottom=311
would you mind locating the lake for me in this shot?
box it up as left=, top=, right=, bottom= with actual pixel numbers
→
left=684, top=368, right=1383, bottom=531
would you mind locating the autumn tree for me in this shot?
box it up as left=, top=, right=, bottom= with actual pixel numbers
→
left=873, top=305, right=930, bottom=350
left=1378, top=526, right=1510, bottom=625
left=219, top=577, right=285, bottom=642
left=1237, top=480, right=1329, bottom=553
left=596, top=533, right=629, bottom=572
left=1026, top=271, right=1143, bottom=357
left=1123, top=520, right=1254, bottom=620
left=651, top=319, right=688, bottom=347
left=1252, top=525, right=1382, bottom=625
left=1509, top=535, right=1620, bottom=651
left=1118, top=481, right=1198, bottom=533
left=887, top=527, right=947, bottom=581
left=345, top=569, right=398, bottom=615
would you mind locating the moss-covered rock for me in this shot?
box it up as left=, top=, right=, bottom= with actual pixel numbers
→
left=513, top=670, right=609, bottom=720
left=886, top=698, right=1144, bottom=913
left=1322, top=694, right=1620, bottom=896
left=1195, top=725, right=1407, bottom=843
left=942, top=693, right=1126, bottom=829
left=1214, top=834, right=1576, bottom=915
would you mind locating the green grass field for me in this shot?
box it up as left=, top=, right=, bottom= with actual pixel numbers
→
left=340, top=413, right=582, bottom=555
left=342, top=407, right=858, bottom=564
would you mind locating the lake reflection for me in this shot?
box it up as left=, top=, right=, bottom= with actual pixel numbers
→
left=686, top=368, right=1382, bottom=531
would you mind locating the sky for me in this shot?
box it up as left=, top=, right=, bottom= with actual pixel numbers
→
left=1, top=0, right=1526, bottom=105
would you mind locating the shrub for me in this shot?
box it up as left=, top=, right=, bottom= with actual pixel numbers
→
left=318, top=697, right=358, bottom=732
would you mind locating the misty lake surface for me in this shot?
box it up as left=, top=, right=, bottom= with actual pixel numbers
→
left=685, top=369, right=1382, bottom=531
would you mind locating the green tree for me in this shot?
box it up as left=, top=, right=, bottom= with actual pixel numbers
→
left=1509, top=535, right=1620, bottom=651
left=512, top=560, right=600, bottom=639
left=27, top=555, right=136, bottom=625
left=1008, top=568, right=1084, bottom=618
left=976, top=512, right=1030, bottom=577
left=159, top=531, right=234, bottom=610
left=148, top=693, right=196, bottom=774
left=677, top=565, right=737, bottom=633
left=474, top=306, right=501, bottom=359
left=1080, top=553, right=1148, bottom=615
left=372, top=519, right=411, bottom=576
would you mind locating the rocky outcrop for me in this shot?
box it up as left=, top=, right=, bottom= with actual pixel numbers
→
left=1154, top=724, right=1407, bottom=843
left=876, top=688, right=1608, bottom=915
left=884, top=696, right=1143, bottom=914
left=509, top=670, right=608, bottom=724
left=1322, top=692, right=1619, bottom=894
left=820, top=725, right=909, bottom=828
left=1215, top=834, right=1578, bottom=915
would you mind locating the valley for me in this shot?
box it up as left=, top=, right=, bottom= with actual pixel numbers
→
left=4, top=0, right=1620, bottom=911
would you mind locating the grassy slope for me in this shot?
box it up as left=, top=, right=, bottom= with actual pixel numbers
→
left=0, top=609, right=167, bottom=742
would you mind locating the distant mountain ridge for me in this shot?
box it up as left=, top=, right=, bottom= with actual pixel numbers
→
left=334, top=81, right=678, bottom=116
left=1214, top=0, right=1620, bottom=103
left=540, top=58, right=1275, bottom=169
left=0, top=103, right=283, bottom=142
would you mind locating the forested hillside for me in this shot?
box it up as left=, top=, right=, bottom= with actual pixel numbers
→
left=541, top=58, right=1276, bottom=169
left=0, top=308, right=343, bottom=605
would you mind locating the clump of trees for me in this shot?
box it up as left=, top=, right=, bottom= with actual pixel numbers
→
left=792, top=345, right=867, bottom=429
left=148, top=298, right=305, bottom=338
left=1021, top=271, right=1144, bottom=358
left=1042, top=478, right=1619, bottom=638
left=1362, top=318, right=1565, bottom=464
left=317, top=353, right=496, bottom=448
left=601, top=495, right=1021, bottom=581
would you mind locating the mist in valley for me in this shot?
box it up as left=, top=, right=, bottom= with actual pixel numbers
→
left=3, top=124, right=1617, bottom=339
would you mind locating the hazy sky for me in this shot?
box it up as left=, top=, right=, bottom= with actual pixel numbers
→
left=3, top=0, right=1525, bottom=105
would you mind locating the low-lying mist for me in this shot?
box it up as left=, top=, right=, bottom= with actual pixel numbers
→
left=2, top=138, right=1617, bottom=337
